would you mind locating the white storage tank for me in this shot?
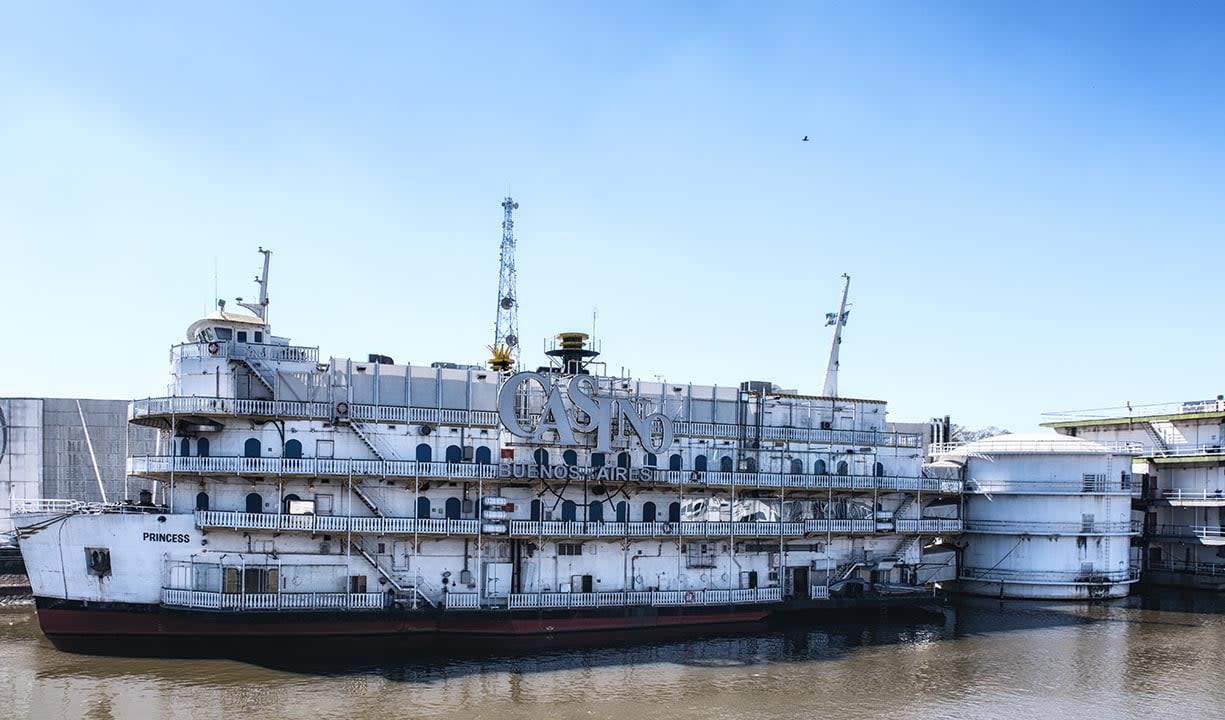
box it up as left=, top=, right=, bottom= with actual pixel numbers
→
left=936, top=432, right=1138, bottom=599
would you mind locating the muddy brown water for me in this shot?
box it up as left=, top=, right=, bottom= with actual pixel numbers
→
left=2, top=592, right=1223, bottom=720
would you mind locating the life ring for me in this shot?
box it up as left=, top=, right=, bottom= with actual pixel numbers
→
left=683, top=590, right=696, bottom=603
left=335, top=402, right=350, bottom=417
left=662, top=522, right=674, bottom=535
left=207, top=342, right=220, bottom=355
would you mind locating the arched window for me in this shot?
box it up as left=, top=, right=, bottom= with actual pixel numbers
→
left=563, top=450, right=578, bottom=466
left=195, top=492, right=209, bottom=511
left=530, top=499, right=541, bottom=521
left=668, top=502, right=681, bottom=523
left=246, top=492, right=262, bottom=514
left=616, top=501, right=628, bottom=523
left=694, top=455, right=708, bottom=472
left=416, top=497, right=431, bottom=519
left=669, top=454, right=683, bottom=471
left=790, top=458, right=803, bottom=475
left=874, top=462, right=885, bottom=477
left=475, top=446, right=492, bottom=464
left=645, top=453, right=657, bottom=467
left=837, top=460, right=849, bottom=475
left=179, top=437, right=191, bottom=457
left=815, top=459, right=827, bottom=475
left=720, top=456, right=733, bottom=473
left=283, top=439, right=302, bottom=459
left=416, top=444, right=432, bottom=462
left=589, top=501, right=604, bottom=522
left=196, top=437, right=210, bottom=457
left=591, top=452, right=606, bottom=468
left=643, top=501, right=657, bottom=522
left=534, top=448, right=550, bottom=466
left=446, top=445, right=462, bottom=463
left=244, top=438, right=261, bottom=458
left=561, top=500, right=577, bottom=522
left=283, top=493, right=300, bottom=514
left=743, top=457, right=758, bottom=473
left=445, top=497, right=461, bottom=519
left=617, top=452, right=631, bottom=469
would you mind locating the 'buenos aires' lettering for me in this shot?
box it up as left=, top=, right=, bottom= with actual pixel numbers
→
left=498, top=372, right=675, bottom=453
left=498, top=463, right=655, bottom=482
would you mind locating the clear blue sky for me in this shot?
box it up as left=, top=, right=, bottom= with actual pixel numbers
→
left=2, top=2, right=1223, bottom=431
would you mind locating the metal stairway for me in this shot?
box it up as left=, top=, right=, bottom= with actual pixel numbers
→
left=1143, top=422, right=1169, bottom=454
left=240, top=358, right=277, bottom=393
left=887, top=534, right=922, bottom=563
left=347, top=421, right=400, bottom=461
left=349, top=482, right=386, bottom=518
left=349, top=539, right=402, bottom=592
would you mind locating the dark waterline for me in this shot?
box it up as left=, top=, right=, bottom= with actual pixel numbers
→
left=3, top=590, right=1224, bottom=720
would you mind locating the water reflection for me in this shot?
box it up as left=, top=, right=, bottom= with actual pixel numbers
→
left=3, top=591, right=1225, bottom=720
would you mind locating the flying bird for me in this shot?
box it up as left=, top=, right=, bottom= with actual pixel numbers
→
left=802, top=136, right=809, bottom=142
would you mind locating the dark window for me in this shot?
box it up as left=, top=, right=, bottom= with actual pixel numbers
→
left=874, top=462, right=885, bottom=477
left=588, top=501, right=604, bottom=522
left=643, top=502, right=657, bottom=522
left=246, top=492, right=263, bottom=514
left=196, top=437, right=209, bottom=457
left=179, top=437, right=190, bottom=457
left=558, top=542, right=583, bottom=556
left=237, top=331, right=248, bottom=343
left=837, top=460, right=849, bottom=475
left=591, top=452, right=606, bottom=468
left=534, top=448, right=550, bottom=466
left=445, top=445, right=462, bottom=463
left=562, top=500, right=577, bottom=522
left=563, top=450, right=578, bottom=466
left=254, top=331, right=263, bottom=343
left=790, top=458, right=803, bottom=474
left=530, top=499, right=541, bottom=521
left=668, top=502, right=681, bottom=523
left=721, top=456, right=733, bottom=473
left=284, top=439, right=302, bottom=459
left=617, top=452, right=631, bottom=469
left=416, top=444, right=432, bottom=462
left=214, top=327, right=233, bottom=341
left=195, top=492, right=209, bottom=511
left=815, top=459, right=827, bottom=474
left=416, top=497, right=431, bottom=519
left=645, top=453, right=657, bottom=467
left=669, top=454, right=683, bottom=471
left=694, top=455, right=708, bottom=472
left=244, top=438, right=261, bottom=458
left=445, top=497, right=461, bottom=520
left=475, top=446, right=492, bottom=465
left=743, top=457, right=758, bottom=472
left=616, top=501, right=628, bottom=523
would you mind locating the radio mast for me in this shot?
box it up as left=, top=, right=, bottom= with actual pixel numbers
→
left=489, top=197, right=520, bottom=372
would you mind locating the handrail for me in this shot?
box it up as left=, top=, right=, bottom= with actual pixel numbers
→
left=505, top=587, right=782, bottom=610
left=161, top=588, right=385, bottom=611
left=930, top=440, right=1144, bottom=455
left=1161, top=488, right=1225, bottom=501
left=961, top=519, right=1137, bottom=535
left=960, top=566, right=1140, bottom=584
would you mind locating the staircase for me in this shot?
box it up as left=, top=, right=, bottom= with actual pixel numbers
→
left=892, top=495, right=916, bottom=522
left=1143, top=422, right=1169, bottom=455
left=240, top=359, right=277, bottom=393
left=348, top=421, right=400, bottom=461
left=350, top=538, right=402, bottom=592
left=349, top=483, right=386, bottom=518
left=887, top=534, right=922, bottom=563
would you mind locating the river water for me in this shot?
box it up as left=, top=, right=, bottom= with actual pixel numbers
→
left=2, top=592, right=1223, bottom=720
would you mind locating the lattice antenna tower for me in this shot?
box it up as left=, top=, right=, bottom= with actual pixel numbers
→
left=489, top=197, right=520, bottom=372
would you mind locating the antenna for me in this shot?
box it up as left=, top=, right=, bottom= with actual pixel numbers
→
left=237, top=248, right=272, bottom=325
left=821, top=274, right=851, bottom=397
left=489, top=197, right=520, bottom=372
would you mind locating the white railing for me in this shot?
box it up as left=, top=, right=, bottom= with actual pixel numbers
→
left=930, top=439, right=1144, bottom=456
left=1192, top=525, right=1225, bottom=541
left=1042, top=398, right=1225, bottom=421
left=507, top=520, right=829, bottom=538
left=960, top=567, right=1141, bottom=584
left=1150, top=558, right=1225, bottom=577
left=962, top=519, right=1136, bottom=535
left=804, top=519, right=878, bottom=534
left=171, top=341, right=320, bottom=364
left=965, top=478, right=1133, bottom=495
left=809, top=584, right=831, bottom=599
left=505, top=587, right=782, bottom=610
left=195, top=511, right=479, bottom=535
left=443, top=592, right=481, bottom=609
left=161, top=588, right=385, bottom=610
left=1151, top=444, right=1225, bottom=458
left=1161, top=488, right=1225, bottom=502
left=12, top=498, right=91, bottom=515
left=131, top=395, right=500, bottom=427
left=894, top=519, right=964, bottom=533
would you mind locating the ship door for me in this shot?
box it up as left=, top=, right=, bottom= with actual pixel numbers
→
left=392, top=541, right=410, bottom=571
left=792, top=567, right=809, bottom=598
left=742, top=570, right=758, bottom=589
left=581, top=575, right=594, bottom=593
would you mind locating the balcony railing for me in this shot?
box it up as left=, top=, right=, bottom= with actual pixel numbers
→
left=196, top=511, right=480, bottom=535
left=965, top=477, right=1133, bottom=495
left=129, top=455, right=961, bottom=494
left=506, top=520, right=823, bottom=538
left=1160, top=488, right=1225, bottom=502
left=962, top=519, right=1137, bottom=535
left=130, top=396, right=500, bottom=428
left=960, top=566, right=1140, bottom=584
left=172, top=341, right=320, bottom=364
left=1150, top=444, right=1225, bottom=459
left=161, top=588, right=385, bottom=611
left=504, top=587, right=782, bottom=610
left=930, top=440, right=1144, bottom=456
left=1152, top=524, right=1225, bottom=543
left=1149, top=558, right=1225, bottom=577
left=894, top=519, right=964, bottom=533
